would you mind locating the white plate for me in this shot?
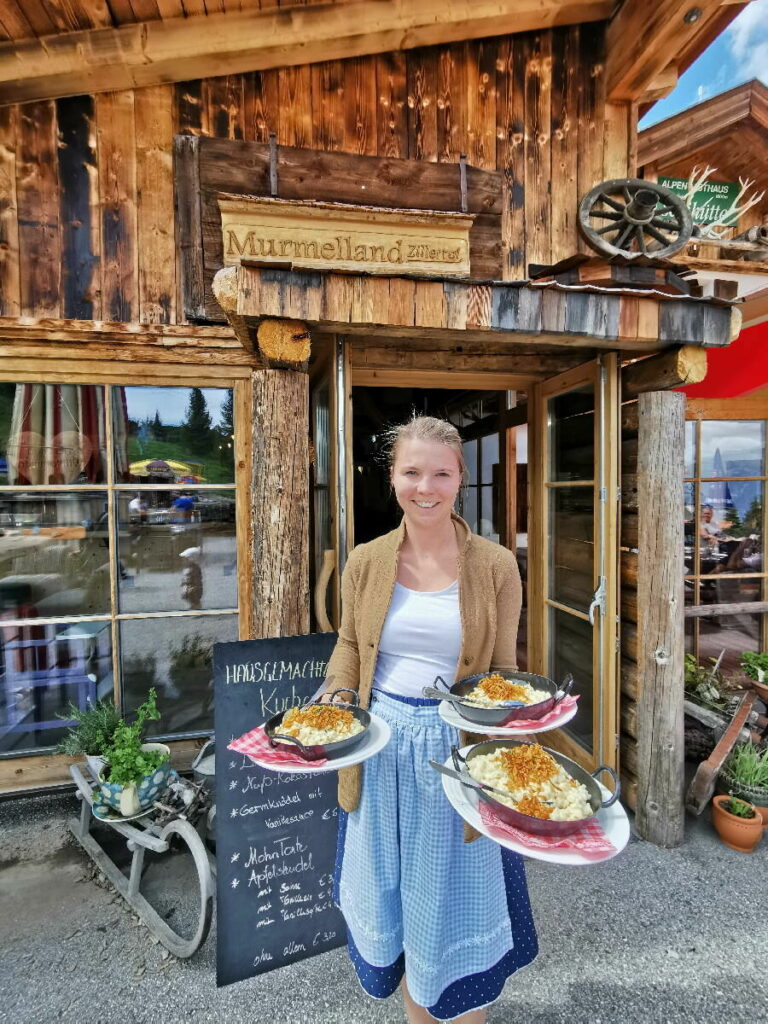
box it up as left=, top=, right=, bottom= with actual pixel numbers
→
left=245, top=713, right=392, bottom=775
left=438, top=698, right=578, bottom=736
left=440, top=746, right=630, bottom=865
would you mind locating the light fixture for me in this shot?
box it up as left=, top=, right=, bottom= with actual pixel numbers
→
left=683, top=7, right=702, bottom=23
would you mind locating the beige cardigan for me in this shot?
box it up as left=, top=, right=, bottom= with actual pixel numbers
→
left=326, top=513, right=522, bottom=819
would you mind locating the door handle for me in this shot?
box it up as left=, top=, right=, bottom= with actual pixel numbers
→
left=588, top=576, right=606, bottom=626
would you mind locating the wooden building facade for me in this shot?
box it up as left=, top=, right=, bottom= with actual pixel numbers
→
left=638, top=81, right=768, bottom=685
left=0, top=0, right=754, bottom=846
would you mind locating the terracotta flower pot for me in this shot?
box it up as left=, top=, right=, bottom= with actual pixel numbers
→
left=711, top=795, right=763, bottom=853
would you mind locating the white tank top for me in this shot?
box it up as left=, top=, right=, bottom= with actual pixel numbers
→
left=373, top=580, right=462, bottom=699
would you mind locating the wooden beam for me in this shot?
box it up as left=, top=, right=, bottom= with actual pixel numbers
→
left=606, top=1, right=732, bottom=102
left=211, top=265, right=254, bottom=351
left=685, top=600, right=768, bottom=619
left=257, top=318, right=311, bottom=369
left=635, top=390, right=685, bottom=847
left=637, top=62, right=678, bottom=105
left=622, top=346, right=707, bottom=398
left=0, top=1, right=614, bottom=104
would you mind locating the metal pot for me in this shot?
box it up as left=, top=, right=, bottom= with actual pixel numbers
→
left=264, top=688, right=370, bottom=761
left=431, top=671, right=574, bottom=727
left=453, top=739, right=620, bottom=837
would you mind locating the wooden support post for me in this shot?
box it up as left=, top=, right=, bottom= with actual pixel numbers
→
left=635, top=390, right=685, bottom=847
left=251, top=367, right=310, bottom=638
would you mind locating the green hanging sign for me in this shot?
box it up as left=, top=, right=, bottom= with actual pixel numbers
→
left=659, top=177, right=741, bottom=227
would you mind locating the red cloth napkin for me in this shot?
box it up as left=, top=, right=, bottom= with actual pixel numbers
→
left=501, top=694, right=579, bottom=730
left=227, top=724, right=328, bottom=768
left=479, top=800, right=616, bottom=860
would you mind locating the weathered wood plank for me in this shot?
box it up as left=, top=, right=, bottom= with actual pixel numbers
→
left=549, top=25, right=578, bottom=265
left=635, top=390, right=685, bottom=847
left=0, top=104, right=20, bottom=316
left=136, top=85, right=176, bottom=324
left=242, top=69, right=279, bottom=143
left=576, top=26, right=605, bottom=255
left=524, top=31, right=552, bottom=270
left=466, top=38, right=496, bottom=172
left=176, top=79, right=204, bottom=135
left=375, top=51, right=408, bottom=159
left=57, top=95, right=99, bottom=320
left=311, top=60, right=346, bottom=152
left=17, top=100, right=60, bottom=316
left=344, top=56, right=377, bottom=156
left=279, top=65, right=313, bottom=148
left=95, top=90, right=138, bottom=322
left=407, top=47, right=438, bottom=162
left=436, top=43, right=466, bottom=164
left=497, top=33, right=527, bottom=279
left=203, top=74, right=244, bottom=140
left=173, top=135, right=206, bottom=322
left=251, top=368, right=310, bottom=637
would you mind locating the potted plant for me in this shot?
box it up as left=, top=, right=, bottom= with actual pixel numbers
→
left=711, top=794, right=763, bottom=853
left=716, top=741, right=768, bottom=830
left=98, top=688, right=172, bottom=817
left=740, top=651, right=768, bottom=703
left=56, top=698, right=123, bottom=777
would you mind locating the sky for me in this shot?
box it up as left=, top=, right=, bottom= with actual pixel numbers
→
left=125, top=386, right=230, bottom=427
left=640, top=0, right=768, bottom=129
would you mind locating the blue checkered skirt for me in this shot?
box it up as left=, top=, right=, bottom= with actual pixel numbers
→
left=333, top=690, right=538, bottom=1019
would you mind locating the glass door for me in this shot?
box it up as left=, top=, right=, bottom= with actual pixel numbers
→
left=529, top=356, right=618, bottom=773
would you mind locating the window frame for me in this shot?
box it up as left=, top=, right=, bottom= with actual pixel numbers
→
left=0, top=362, right=253, bottom=756
left=684, top=396, right=768, bottom=667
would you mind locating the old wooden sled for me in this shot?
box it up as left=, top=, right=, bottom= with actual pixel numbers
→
left=68, top=763, right=215, bottom=957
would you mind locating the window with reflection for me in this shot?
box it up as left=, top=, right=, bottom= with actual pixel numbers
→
left=685, top=418, right=766, bottom=675
left=0, top=382, right=238, bottom=756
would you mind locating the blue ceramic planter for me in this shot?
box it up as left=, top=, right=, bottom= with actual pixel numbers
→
left=99, top=743, right=172, bottom=816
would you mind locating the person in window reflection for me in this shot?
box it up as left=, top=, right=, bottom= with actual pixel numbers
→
left=171, top=491, right=195, bottom=523
left=700, top=504, right=723, bottom=548
left=322, top=416, right=537, bottom=1024
left=724, top=535, right=762, bottom=573
left=128, top=494, right=148, bottom=524
left=180, top=547, right=203, bottom=610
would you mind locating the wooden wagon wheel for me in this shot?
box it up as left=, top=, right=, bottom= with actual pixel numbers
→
left=578, top=178, right=693, bottom=260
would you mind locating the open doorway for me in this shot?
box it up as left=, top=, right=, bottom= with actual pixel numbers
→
left=351, top=386, right=529, bottom=669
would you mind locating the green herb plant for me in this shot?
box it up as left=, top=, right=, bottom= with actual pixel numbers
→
left=725, top=796, right=757, bottom=819
left=723, top=742, right=768, bottom=789
left=102, top=688, right=167, bottom=787
left=55, top=698, right=122, bottom=757
left=740, top=651, right=768, bottom=683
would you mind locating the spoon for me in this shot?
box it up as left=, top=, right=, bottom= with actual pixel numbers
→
left=422, top=686, right=525, bottom=708
left=430, top=761, right=555, bottom=808
left=428, top=760, right=515, bottom=800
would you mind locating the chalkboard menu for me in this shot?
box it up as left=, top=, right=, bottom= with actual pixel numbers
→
left=214, top=632, right=346, bottom=988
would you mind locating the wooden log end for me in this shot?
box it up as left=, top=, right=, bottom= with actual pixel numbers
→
left=257, top=318, right=311, bottom=368
left=212, top=266, right=239, bottom=312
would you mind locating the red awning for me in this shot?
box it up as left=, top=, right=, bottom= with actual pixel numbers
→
left=681, top=321, right=768, bottom=399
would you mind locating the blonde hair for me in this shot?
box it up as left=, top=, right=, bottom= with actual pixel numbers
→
left=384, top=415, right=466, bottom=480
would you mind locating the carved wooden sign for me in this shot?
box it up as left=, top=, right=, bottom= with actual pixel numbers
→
left=174, top=137, right=503, bottom=321
left=219, top=196, right=473, bottom=278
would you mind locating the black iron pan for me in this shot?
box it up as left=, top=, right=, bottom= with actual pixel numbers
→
left=424, top=671, right=574, bottom=727
left=264, top=687, right=370, bottom=761
left=451, top=739, right=620, bottom=837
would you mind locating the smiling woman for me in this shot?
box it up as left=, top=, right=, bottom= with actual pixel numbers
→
left=323, top=413, right=535, bottom=1024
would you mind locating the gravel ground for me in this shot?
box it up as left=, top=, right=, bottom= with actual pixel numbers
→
left=1, top=788, right=766, bottom=1024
